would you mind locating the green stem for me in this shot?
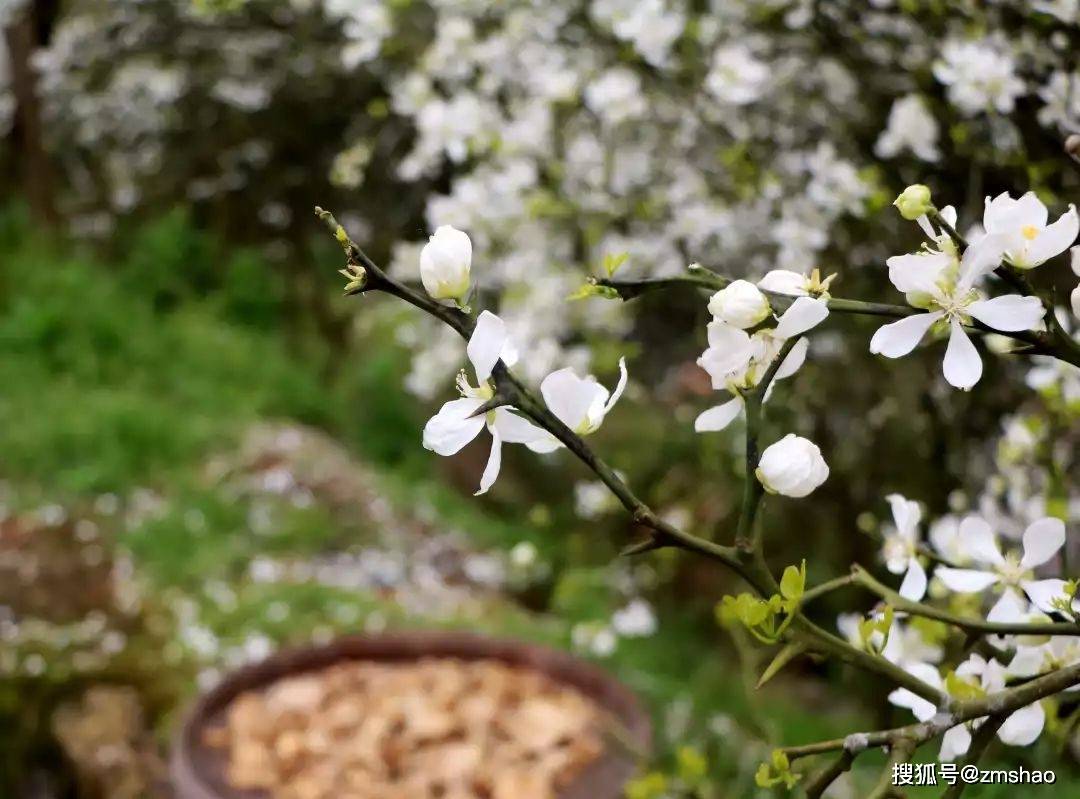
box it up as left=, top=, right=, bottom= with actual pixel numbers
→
left=852, top=565, right=1080, bottom=637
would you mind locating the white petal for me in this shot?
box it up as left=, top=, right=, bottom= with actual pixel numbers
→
left=694, top=398, right=744, bottom=432
left=491, top=408, right=560, bottom=453
left=422, top=398, right=486, bottom=456
left=958, top=516, right=1005, bottom=567
left=942, top=321, right=982, bottom=390
left=935, top=567, right=1000, bottom=593
left=887, top=494, right=922, bottom=537
left=1027, top=205, right=1079, bottom=266
left=774, top=297, right=829, bottom=339
left=957, top=233, right=1006, bottom=292
left=475, top=426, right=502, bottom=496
left=1008, top=646, right=1049, bottom=679
left=888, top=687, right=938, bottom=722
left=757, top=269, right=807, bottom=296
left=602, top=357, right=629, bottom=416
left=899, top=557, right=928, bottom=601
left=997, top=703, right=1045, bottom=747
left=869, top=312, right=942, bottom=358
left=1020, top=517, right=1066, bottom=570
left=468, top=311, right=507, bottom=383
left=698, top=324, right=754, bottom=385
left=967, top=295, right=1045, bottom=332
left=886, top=252, right=953, bottom=294
left=541, top=369, right=604, bottom=431
left=1021, top=579, right=1071, bottom=614
left=774, top=337, right=809, bottom=380
left=939, top=724, right=972, bottom=762
left=987, top=590, right=1028, bottom=624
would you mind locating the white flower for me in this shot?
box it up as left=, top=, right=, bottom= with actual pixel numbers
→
left=755, top=434, right=829, bottom=498
left=934, top=516, right=1071, bottom=619
left=694, top=298, right=826, bottom=433
left=933, top=38, right=1025, bottom=117
left=705, top=44, right=770, bottom=106
left=1009, top=637, right=1080, bottom=682
left=419, top=225, right=472, bottom=302
left=540, top=358, right=628, bottom=435
left=611, top=599, right=657, bottom=638
left=875, top=94, right=940, bottom=162
left=889, top=656, right=1046, bottom=761
left=881, top=494, right=928, bottom=601
left=870, top=219, right=1045, bottom=390
left=423, top=312, right=558, bottom=495
left=983, top=192, right=1079, bottom=270
left=707, top=280, right=772, bottom=329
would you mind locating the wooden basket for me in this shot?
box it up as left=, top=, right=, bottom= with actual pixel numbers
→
left=170, top=630, right=652, bottom=799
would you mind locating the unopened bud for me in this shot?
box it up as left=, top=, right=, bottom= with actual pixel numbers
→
left=893, top=184, right=933, bottom=221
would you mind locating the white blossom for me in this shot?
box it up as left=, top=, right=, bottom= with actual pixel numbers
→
left=875, top=94, right=940, bottom=162
left=423, top=312, right=558, bottom=495
left=755, top=434, right=829, bottom=499
left=540, top=358, right=628, bottom=435
left=704, top=44, right=770, bottom=106
left=933, top=38, right=1025, bottom=117
left=871, top=211, right=1045, bottom=390
left=707, top=280, right=772, bottom=329
left=881, top=494, right=928, bottom=601
left=983, top=192, right=1079, bottom=270
left=419, top=225, right=472, bottom=302
left=934, top=516, right=1072, bottom=619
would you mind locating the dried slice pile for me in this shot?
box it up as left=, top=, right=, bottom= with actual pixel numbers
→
left=204, top=657, right=606, bottom=799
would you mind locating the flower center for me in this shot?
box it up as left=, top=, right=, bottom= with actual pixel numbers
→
left=456, top=370, right=494, bottom=400
left=997, top=552, right=1031, bottom=586
left=1021, top=224, right=1039, bottom=241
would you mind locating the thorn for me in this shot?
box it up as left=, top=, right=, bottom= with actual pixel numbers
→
left=467, top=396, right=508, bottom=418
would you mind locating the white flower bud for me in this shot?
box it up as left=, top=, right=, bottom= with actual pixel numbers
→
left=757, top=270, right=808, bottom=296
left=707, top=280, right=771, bottom=329
left=755, top=434, right=829, bottom=498
left=420, top=225, right=472, bottom=302
left=1071, top=283, right=1080, bottom=321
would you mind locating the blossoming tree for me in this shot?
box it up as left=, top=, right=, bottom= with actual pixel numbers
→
left=318, top=174, right=1080, bottom=795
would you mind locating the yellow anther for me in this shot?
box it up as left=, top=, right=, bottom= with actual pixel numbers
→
left=1022, top=224, right=1039, bottom=240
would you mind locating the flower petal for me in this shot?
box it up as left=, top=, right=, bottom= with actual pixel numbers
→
left=939, top=724, right=972, bottom=762
left=694, top=398, right=744, bottom=432
left=774, top=297, right=829, bottom=339
left=468, top=311, right=507, bottom=383
left=935, top=567, right=1000, bottom=593
left=958, top=516, right=1005, bottom=567
left=997, top=703, right=1045, bottom=747
left=957, top=233, right=1006, bottom=292
left=967, top=295, right=1045, bottom=332
left=422, top=398, right=487, bottom=456
left=540, top=369, right=596, bottom=431
left=475, top=425, right=502, bottom=496
left=869, top=312, right=942, bottom=358
left=1027, top=205, right=1079, bottom=266
left=602, top=357, right=629, bottom=416
left=888, top=687, right=938, bottom=723
left=899, top=557, right=928, bottom=601
left=1021, top=579, right=1071, bottom=614
left=886, top=252, right=953, bottom=294
left=774, top=337, right=809, bottom=380
left=1020, top=517, right=1066, bottom=570
left=942, top=320, right=982, bottom=390
left=987, top=589, right=1028, bottom=624
left=491, top=408, right=561, bottom=453
left=887, top=493, right=922, bottom=537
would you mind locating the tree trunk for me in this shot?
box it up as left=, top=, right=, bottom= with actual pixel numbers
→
left=4, top=1, right=58, bottom=226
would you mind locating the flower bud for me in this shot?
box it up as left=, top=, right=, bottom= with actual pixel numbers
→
left=1071, top=283, right=1080, bottom=321
left=893, top=184, right=933, bottom=221
left=420, top=225, right=472, bottom=302
left=755, top=434, right=829, bottom=498
left=707, top=280, right=771, bottom=329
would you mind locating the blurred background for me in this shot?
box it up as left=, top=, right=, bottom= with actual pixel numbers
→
left=1, top=0, right=1079, bottom=796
